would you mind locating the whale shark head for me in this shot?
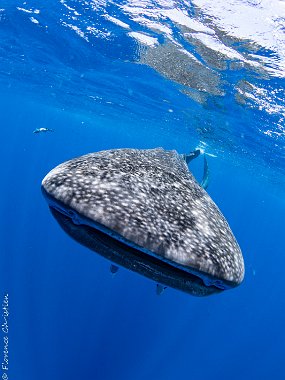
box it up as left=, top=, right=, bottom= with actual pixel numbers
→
left=42, top=148, right=245, bottom=296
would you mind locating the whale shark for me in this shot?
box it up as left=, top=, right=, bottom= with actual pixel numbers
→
left=41, top=148, right=244, bottom=296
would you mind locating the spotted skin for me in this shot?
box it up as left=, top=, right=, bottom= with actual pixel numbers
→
left=42, top=148, right=244, bottom=289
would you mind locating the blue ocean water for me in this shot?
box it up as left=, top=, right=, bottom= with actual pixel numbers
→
left=0, top=1, right=285, bottom=379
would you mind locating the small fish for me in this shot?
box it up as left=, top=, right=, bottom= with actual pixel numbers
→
left=110, top=264, right=119, bottom=275
left=156, top=284, right=167, bottom=295
left=33, top=127, right=53, bottom=134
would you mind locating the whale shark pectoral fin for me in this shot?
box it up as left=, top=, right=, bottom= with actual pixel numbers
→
left=156, top=284, right=167, bottom=295
left=200, top=155, right=209, bottom=190
left=183, top=149, right=201, bottom=165
left=110, top=264, right=119, bottom=275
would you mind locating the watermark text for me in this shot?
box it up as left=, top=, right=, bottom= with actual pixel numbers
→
left=1, top=294, right=9, bottom=380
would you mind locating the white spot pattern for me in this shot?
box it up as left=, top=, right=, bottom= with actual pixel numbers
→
left=42, top=148, right=244, bottom=284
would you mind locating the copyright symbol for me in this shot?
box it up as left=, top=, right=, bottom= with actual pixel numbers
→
left=2, top=373, right=8, bottom=380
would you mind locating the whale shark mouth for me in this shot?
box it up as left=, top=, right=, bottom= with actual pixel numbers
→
left=42, top=187, right=233, bottom=296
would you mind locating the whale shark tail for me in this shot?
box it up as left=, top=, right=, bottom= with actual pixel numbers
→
left=183, top=149, right=209, bottom=189
left=183, top=149, right=201, bottom=164
left=201, top=155, right=209, bottom=190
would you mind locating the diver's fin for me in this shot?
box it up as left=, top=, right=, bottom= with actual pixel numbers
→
left=156, top=284, right=167, bottom=295
left=184, top=149, right=200, bottom=165
left=200, top=155, right=209, bottom=190
left=110, top=264, right=119, bottom=275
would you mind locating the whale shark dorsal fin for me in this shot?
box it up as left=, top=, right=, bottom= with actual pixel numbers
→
left=201, top=155, right=209, bottom=190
